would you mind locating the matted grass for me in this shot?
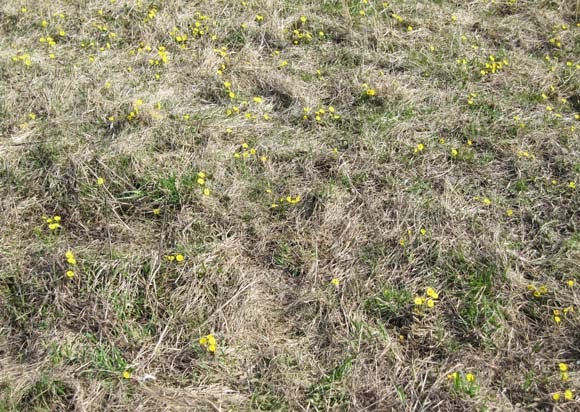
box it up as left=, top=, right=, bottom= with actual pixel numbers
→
left=1, top=0, right=579, bottom=411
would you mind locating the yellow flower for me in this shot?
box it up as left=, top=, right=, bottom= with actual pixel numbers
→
left=559, top=363, right=568, bottom=372
left=451, top=148, right=458, bottom=157
left=414, top=297, right=424, bottom=305
left=506, top=209, right=513, bottom=216
left=331, top=278, right=340, bottom=287
left=482, top=197, right=491, bottom=205
left=566, top=279, right=574, bottom=287
left=66, top=270, right=75, bottom=278
left=97, top=177, right=105, bottom=185
left=197, top=178, right=205, bottom=185
left=466, top=373, right=475, bottom=382
left=153, top=208, right=161, bottom=215
left=538, top=285, right=548, bottom=294
left=564, top=389, right=573, bottom=400
left=447, top=372, right=458, bottom=380
left=561, top=372, right=569, bottom=382
left=426, top=299, right=435, bottom=308
left=203, top=188, right=210, bottom=196
left=253, top=96, right=263, bottom=104
left=420, top=228, right=427, bottom=236
left=552, top=392, right=560, bottom=401
left=366, top=89, right=376, bottom=96
left=175, top=254, right=184, bottom=262
left=122, top=370, right=132, bottom=379
left=569, top=181, right=576, bottom=189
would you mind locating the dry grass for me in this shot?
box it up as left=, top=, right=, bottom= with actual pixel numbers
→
left=1, top=0, right=579, bottom=411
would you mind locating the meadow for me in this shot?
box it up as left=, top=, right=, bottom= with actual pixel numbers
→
left=0, top=0, right=579, bottom=410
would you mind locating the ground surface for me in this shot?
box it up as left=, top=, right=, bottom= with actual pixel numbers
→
left=0, top=0, right=579, bottom=411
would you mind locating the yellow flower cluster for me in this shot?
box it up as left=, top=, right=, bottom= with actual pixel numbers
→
left=169, top=27, right=189, bottom=48
left=527, top=284, right=548, bottom=298
left=552, top=306, right=574, bottom=324
left=447, top=371, right=478, bottom=396
left=517, top=150, right=535, bottom=160
left=65, top=250, right=76, bottom=278
left=196, top=171, right=211, bottom=196
left=390, top=13, right=404, bottom=24
left=448, top=371, right=475, bottom=382
left=199, top=334, right=217, bottom=353
left=11, top=52, right=32, bottom=67
left=127, top=99, right=143, bottom=122
left=214, top=46, right=229, bottom=76
left=270, top=195, right=302, bottom=209
left=39, top=36, right=57, bottom=47
left=480, top=55, right=508, bottom=76
left=290, top=28, right=313, bottom=45
left=190, top=12, right=216, bottom=40
left=233, top=143, right=267, bottom=163
left=149, top=46, right=169, bottom=65
left=362, top=83, right=376, bottom=96
left=467, top=92, right=477, bottom=105
left=302, top=106, right=340, bottom=122
left=144, top=5, right=158, bottom=23
left=225, top=96, right=267, bottom=120
left=552, top=364, right=574, bottom=401
left=283, top=15, right=324, bottom=45
left=19, top=113, right=37, bottom=129
left=165, top=253, right=185, bottom=262
left=552, top=389, right=574, bottom=401
left=413, top=143, right=425, bottom=154
left=548, top=36, right=561, bottom=49
left=44, top=215, right=62, bottom=231
left=414, top=287, right=439, bottom=309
